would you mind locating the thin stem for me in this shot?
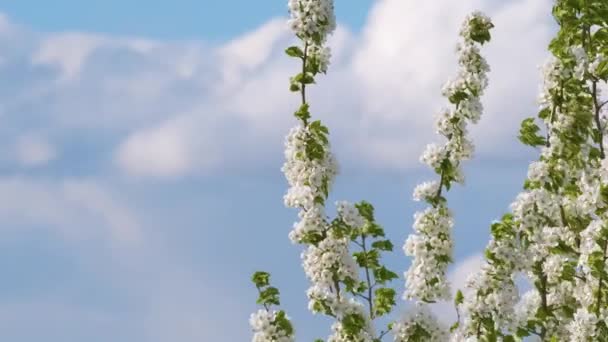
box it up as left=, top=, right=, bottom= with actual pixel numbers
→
left=355, top=293, right=370, bottom=301
left=256, top=285, right=270, bottom=312
left=592, top=80, right=606, bottom=159
left=455, top=304, right=461, bottom=331
left=435, top=169, right=445, bottom=200
left=559, top=205, right=569, bottom=228
left=378, top=329, right=390, bottom=340
left=475, top=319, right=482, bottom=338
left=333, top=279, right=341, bottom=301
left=537, top=261, right=548, bottom=340
left=595, top=240, right=608, bottom=315
left=361, top=235, right=375, bottom=319
left=301, top=42, right=309, bottom=106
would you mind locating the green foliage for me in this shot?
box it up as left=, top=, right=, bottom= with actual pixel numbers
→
left=252, top=271, right=270, bottom=287
left=257, top=286, right=281, bottom=307
left=341, top=312, right=367, bottom=337
left=373, top=266, right=398, bottom=284
left=285, top=46, right=304, bottom=58
left=371, top=240, right=393, bottom=251
left=251, top=271, right=281, bottom=307
left=467, top=16, right=494, bottom=44
left=274, top=310, right=294, bottom=335
left=455, top=289, right=464, bottom=306
left=373, top=288, right=396, bottom=317
left=518, top=117, right=547, bottom=147
left=294, top=103, right=311, bottom=122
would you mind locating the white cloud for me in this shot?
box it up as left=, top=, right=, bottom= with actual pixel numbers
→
left=0, top=0, right=556, bottom=180
left=0, top=177, right=141, bottom=244
left=32, top=32, right=106, bottom=81
left=14, top=134, right=56, bottom=166
left=115, top=119, right=193, bottom=178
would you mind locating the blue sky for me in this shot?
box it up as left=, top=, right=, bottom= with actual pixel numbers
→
left=1, top=0, right=373, bottom=40
left=0, top=0, right=556, bottom=341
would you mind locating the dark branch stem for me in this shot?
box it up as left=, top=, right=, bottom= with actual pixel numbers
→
left=256, top=285, right=270, bottom=312
left=355, top=293, right=370, bottom=301
left=361, top=235, right=375, bottom=320
left=559, top=205, right=569, bottom=228
left=455, top=304, right=461, bottom=331
left=435, top=169, right=445, bottom=200
left=538, top=262, right=548, bottom=340
left=592, top=80, right=606, bottom=159
left=301, top=42, right=309, bottom=109
left=595, top=240, right=608, bottom=315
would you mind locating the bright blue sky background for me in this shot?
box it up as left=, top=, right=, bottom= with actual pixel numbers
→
left=0, top=0, right=555, bottom=341
left=1, top=0, right=373, bottom=40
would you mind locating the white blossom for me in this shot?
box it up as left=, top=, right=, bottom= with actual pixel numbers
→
left=404, top=12, right=493, bottom=306
left=250, top=310, right=295, bottom=342
left=392, top=303, right=448, bottom=342
left=567, top=308, right=598, bottom=341
left=287, top=0, right=336, bottom=43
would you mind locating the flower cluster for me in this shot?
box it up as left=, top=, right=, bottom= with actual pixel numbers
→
left=282, top=124, right=338, bottom=244
left=401, top=11, right=493, bottom=318
left=392, top=303, right=448, bottom=341
left=571, top=45, right=607, bottom=81
left=326, top=299, right=375, bottom=342
left=287, top=0, right=336, bottom=44
left=302, top=235, right=359, bottom=287
left=460, top=263, right=520, bottom=334
left=250, top=310, right=295, bottom=342
left=458, top=3, right=608, bottom=338
left=567, top=308, right=599, bottom=342
left=252, top=1, right=608, bottom=341
left=280, top=1, right=383, bottom=341
left=403, top=206, right=454, bottom=301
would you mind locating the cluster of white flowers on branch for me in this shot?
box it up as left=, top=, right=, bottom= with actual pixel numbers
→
left=250, top=1, right=608, bottom=341
left=250, top=272, right=296, bottom=342
left=456, top=1, right=608, bottom=340
left=395, top=12, right=494, bottom=341
left=252, top=1, right=401, bottom=341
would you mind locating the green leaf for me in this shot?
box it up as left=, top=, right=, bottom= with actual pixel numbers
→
left=257, top=286, right=281, bottom=306
left=455, top=289, right=464, bottom=305
left=518, top=117, right=547, bottom=147
left=371, top=239, right=394, bottom=251
left=273, top=310, right=294, bottom=335
left=285, top=46, right=304, bottom=58
left=341, top=313, right=366, bottom=336
left=356, top=201, right=375, bottom=221
left=364, top=222, right=385, bottom=238
left=373, top=288, right=396, bottom=317
left=353, top=249, right=380, bottom=268
left=289, top=82, right=301, bottom=92
left=373, top=266, right=399, bottom=284
left=294, top=72, right=315, bottom=85
left=252, top=271, right=271, bottom=287
left=294, top=103, right=311, bottom=122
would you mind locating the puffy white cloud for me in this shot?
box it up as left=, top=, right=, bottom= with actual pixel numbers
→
left=31, top=32, right=106, bottom=81
left=115, top=119, right=193, bottom=178
left=14, top=134, right=56, bottom=166
left=0, top=0, right=555, bottom=180
left=0, top=177, right=141, bottom=244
